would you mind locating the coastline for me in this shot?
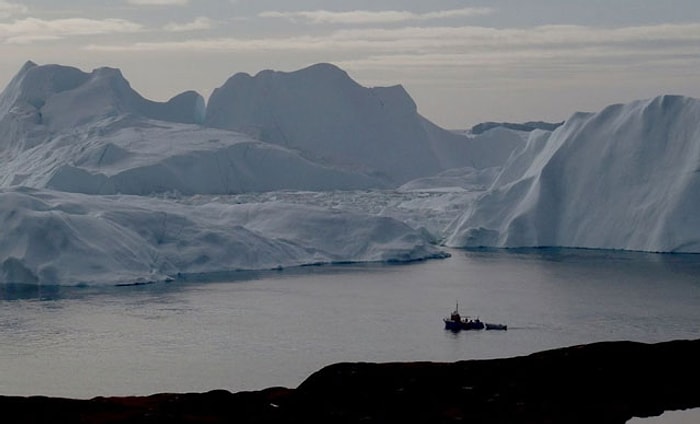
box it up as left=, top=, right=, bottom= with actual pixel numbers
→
left=2, top=339, right=698, bottom=423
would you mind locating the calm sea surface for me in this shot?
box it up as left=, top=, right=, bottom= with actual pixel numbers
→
left=1, top=248, right=699, bottom=419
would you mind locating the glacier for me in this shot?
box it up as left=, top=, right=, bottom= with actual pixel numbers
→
left=1, top=60, right=698, bottom=285
left=0, top=188, right=446, bottom=285
left=445, top=95, right=700, bottom=253
left=0, top=61, right=472, bottom=285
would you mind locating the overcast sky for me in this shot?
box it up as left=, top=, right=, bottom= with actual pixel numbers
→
left=1, top=0, right=699, bottom=127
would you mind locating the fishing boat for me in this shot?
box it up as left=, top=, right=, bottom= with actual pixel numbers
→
left=443, top=303, right=507, bottom=331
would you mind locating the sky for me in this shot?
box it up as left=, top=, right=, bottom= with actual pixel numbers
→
left=1, top=0, right=699, bottom=128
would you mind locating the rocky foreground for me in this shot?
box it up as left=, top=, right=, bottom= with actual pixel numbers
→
left=2, top=339, right=698, bottom=423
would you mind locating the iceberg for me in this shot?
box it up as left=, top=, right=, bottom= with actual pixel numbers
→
left=0, top=61, right=205, bottom=130
left=3, top=117, right=385, bottom=195
left=2, top=60, right=698, bottom=288
left=0, top=61, right=522, bottom=194
left=446, top=95, right=700, bottom=253
left=0, top=62, right=386, bottom=194
left=0, top=188, right=446, bottom=285
left=0, top=61, right=458, bottom=285
left=205, top=63, right=522, bottom=184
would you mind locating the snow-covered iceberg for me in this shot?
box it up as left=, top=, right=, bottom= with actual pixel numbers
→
left=0, top=62, right=385, bottom=194
left=0, top=61, right=454, bottom=286
left=0, top=61, right=205, bottom=130
left=0, top=188, right=446, bottom=285
left=3, top=116, right=386, bottom=194
left=3, top=59, right=698, bottom=289
left=206, top=63, right=522, bottom=184
left=446, top=95, right=700, bottom=253
left=0, top=61, right=522, bottom=194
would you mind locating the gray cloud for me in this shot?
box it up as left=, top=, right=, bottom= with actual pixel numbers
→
left=164, top=17, right=214, bottom=32
left=127, top=0, right=188, bottom=5
left=259, top=8, right=494, bottom=24
left=84, top=22, right=700, bottom=53
left=0, top=17, right=143, bottom=44
left=2, top=1, right=699, bottom=128
left=0, top=1, right=28, bottom=18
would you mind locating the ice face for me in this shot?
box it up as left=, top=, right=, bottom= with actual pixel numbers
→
left=446, top=95, right=700, bottom=253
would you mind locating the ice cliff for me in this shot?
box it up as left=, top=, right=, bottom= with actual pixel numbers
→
left=446, top=95, right=700, bottom=253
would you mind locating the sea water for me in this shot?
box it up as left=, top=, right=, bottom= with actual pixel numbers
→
left=1, top=248, right=699, bottom=421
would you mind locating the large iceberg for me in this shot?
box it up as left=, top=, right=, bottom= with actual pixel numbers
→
left=0, top=61, right=205, bottom=130
left=2, top=60, right=698, bottom=287
left=0, top=61, right=521, bottom=194
left=0, top=188, right=446, bottom=285
left=446, top=95, right=700, bottom=253
left=0, top=62, right=386, bottom=194
left=0, top=61, right=455, bottom=285
left=206, top=63, right=522, bottom=184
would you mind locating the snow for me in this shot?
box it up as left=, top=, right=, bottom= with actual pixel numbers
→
left=446, top=95, right=700, bottom=253
left=398, top=166, right=501, bottom=192
left=182, top=189, right=477, bottom=246
left=0, top=188, right=446, bottom=285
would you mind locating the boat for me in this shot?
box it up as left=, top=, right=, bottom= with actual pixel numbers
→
left=443, top=303, right=507, bottom=331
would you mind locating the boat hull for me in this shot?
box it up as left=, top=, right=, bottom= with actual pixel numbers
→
left=443, top=319, right=507, bottom=331
left=443, top=319, right=463, bottom=331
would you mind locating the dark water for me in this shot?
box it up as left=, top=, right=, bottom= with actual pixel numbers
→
left=1, top=248, right=699, bottom=402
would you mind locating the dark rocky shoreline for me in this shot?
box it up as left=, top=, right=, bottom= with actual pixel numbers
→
left=3, top=339, right=698, bottom=423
